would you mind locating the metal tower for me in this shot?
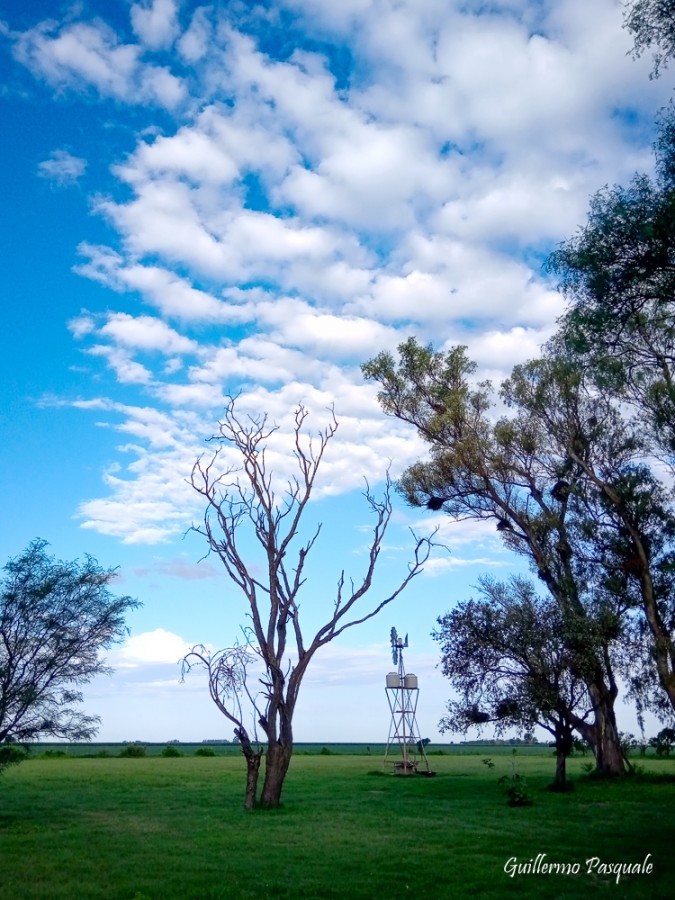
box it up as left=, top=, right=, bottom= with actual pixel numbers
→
left=384, top=628, right=431, bottom=775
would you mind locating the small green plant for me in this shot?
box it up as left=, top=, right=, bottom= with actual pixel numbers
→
left=581, top=761, right=594, bottom=774
left=497, top=750, right=533, bottom=807
left=319, top=746, right=332, bottom=756
left=161, top=745, right=182, bottom=757
left=481, top=757, right=495, bottom=769
left=195, top=746, right=216, bottom=757
left=42, top=749, right=69, bottom=758
left=119, top=744, right=146, bottom=758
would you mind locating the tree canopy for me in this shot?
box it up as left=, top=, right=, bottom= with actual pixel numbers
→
left=363, top=338, right=675, bottom=774
left=548, top=107, right=675, bottom=465
left=624, top=1, right=675, bottom=77
left=0, top=540, right=139, bottom=746
left=434, top=575, right=592, bottom=788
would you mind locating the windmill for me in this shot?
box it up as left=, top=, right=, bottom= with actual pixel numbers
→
left=384, top=628, right=432, bottom=775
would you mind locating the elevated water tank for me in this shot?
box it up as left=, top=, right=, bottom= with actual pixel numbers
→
left=404, top=673, right=418, bottom=689
left=386, top=672, right=401, bottom=688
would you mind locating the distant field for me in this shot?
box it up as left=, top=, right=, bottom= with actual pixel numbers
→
left=1, top=748, right=673, bottom=900
left=22, top=740, right=638, bottom=758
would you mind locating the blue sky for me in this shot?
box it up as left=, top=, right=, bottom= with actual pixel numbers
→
left=0, top=0, right=670, bottom=744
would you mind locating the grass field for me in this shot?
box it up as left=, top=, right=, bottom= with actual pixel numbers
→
left=1, top=746, right=673, bottom=900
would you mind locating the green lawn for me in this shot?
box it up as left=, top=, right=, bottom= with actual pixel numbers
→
left=1, top=748, right=673, bottom=900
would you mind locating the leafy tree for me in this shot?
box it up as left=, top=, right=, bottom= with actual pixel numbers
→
left=183, top=400, right=432, bottom=809
left=434, top=576, right=593, bottom=790
left=624, top=1, right=675, bottom=77
left=0, top=540, right=139, bottom=753
left=548, top=109, right=675, bottom=465
left=549, top=112, right=675, bottom=715
left=650, top=725, right=675, bottom=755
left=364, top=339, right=630, bottom=775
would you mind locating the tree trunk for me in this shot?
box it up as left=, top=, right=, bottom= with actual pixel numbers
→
left=260, top=742, right=292, bottom=808
left=243, top=751, right=262, bottom=810
left=235, top=727, right=262, bottom=810
left=576, top=688, right=626, bottom=776
left=594, top=716, right=626, bottom=775
left=554, top=747, right=567, bottom=788
left=552, top=720, right=573, bottom=790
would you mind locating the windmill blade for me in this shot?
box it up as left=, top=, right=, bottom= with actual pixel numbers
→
left=390, top=626, right=398, bottom=647
left=404, top=634, right=409, bottom=648
left=391, top=647, right=399, bottom=666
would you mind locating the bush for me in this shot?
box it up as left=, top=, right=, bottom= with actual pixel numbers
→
left=161, top=745, right=182, bottom=757
left=119, top=744, right=146, bottom=758
left=0, top=743, right=28, bottom=773
left=497, top=750, right=533, bottom=807
left=41, top=749, right=69, bottom=758
left=195, top=746, right=216, bottom=757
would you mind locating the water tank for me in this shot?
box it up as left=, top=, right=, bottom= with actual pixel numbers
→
left=386, top=672, right=401, bottom=688
left=404, top=673, right=418, bottom=689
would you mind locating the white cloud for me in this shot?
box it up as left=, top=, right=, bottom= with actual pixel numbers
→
left=99, top=313, right=198, bottom=355
left=130, top=0, right=180, bottom=50
left=37, top=148, right=86, bottom=185
left=12, top=18, right=186, bottom=108
left=177, top=6, right=213, bottom=62
left=86, top=345, right=153, bottom=385
left=8, top=0, right=669, bottom=544
left=108, top=628, right=193, bottom=667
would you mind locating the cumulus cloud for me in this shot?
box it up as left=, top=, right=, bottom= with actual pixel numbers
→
left=37, top=148, right=87, bottom=185
left=7, top=0, right=670, bottom=542
left=12, top=18, right=186, bottom=108
left=130, top=0, right=180, bottom=50
left=108, top=628, right=193, bottom=667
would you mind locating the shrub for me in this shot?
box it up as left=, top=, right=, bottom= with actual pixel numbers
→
left=119, top=744, right=146, bottom=758
left=161, top=745, right=182, bottom=757
left=0, top=742, right=28, bottom=774
left=497, top=750, right=533, bottom=807
left=195, top=746, right=216, bottom=757
left=42, top=749, right=69, bottom=758
left=498, top=772, right=533, bottom=806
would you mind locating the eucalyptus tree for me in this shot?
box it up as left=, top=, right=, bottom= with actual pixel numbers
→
left=363, top=339, right=634, bottom=774
left=548, top=108, right=675, bottom=466
left=548, top=110, right=675, bottom=716
left=624, top=0, right=675, bottom=77
left=434, top=575, right=594, bottom=789
left=508, top=356, right=675, bottom=719
left=185, top=399, right=432, bottom=809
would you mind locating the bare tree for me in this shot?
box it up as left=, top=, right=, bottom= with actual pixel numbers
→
left=181, top=644, right=263, bottom=809
left=184, top=399, right=432, bottom=809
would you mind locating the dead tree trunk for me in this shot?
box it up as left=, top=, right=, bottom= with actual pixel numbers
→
left=260, top=742, right=293, bottom=809
left=235, top=727, right=263, bottom=810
